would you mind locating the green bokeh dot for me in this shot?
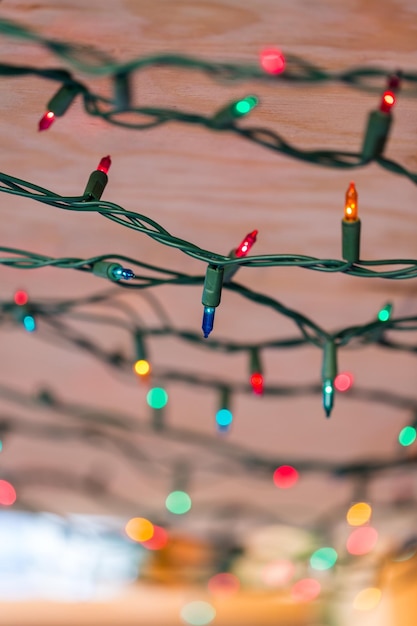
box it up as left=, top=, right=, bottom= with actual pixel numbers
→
left=310, top=547, right=338, bottom=571
left=399, top=426, right=417, bottom=447
left=146, top=387, right=168, bottom=409
left=165, top=490, right=192, bottom=515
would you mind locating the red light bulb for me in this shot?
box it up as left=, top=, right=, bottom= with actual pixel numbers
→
left=235, top=230, right=258, bottom=258
left=260, top=47, right=286, bottom=75
left=14, top=290, right=28, bottom=306
left=250, top=372, right=264, bottom=395
left=380, top=91, right=395, bottom=114
left=273, top=465, right=299, bottom=489
left=97, top=155, right=111, bottom=174
left=38, top=111, right=55, bottom=131
left=334, top=372, right=353, bottom=392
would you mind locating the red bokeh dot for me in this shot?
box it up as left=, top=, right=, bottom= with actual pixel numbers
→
left=141, top=525, right=168, bottom=550
left=346, top=526, right=378, bottom=556
left=334, top=372, right=354, bottom=392
left=273, top=465, right=299, bottom=489
left=14, top=290, right=28, bottom=306
left=291, top=578, right=321, bottom=602
left=260, top=47, right=286, bottom=74
left=208, top=573, right=240, bottom=596
left=0, top=480, right=16, bottom=506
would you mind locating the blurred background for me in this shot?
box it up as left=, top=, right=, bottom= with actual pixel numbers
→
left=0, top=0, right=416, bottom=624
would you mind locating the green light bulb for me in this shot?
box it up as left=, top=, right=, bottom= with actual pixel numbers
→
left=165, top=490, right=192, bottom=515
left=310, top=547, right=338, bottom=571
left=146, top=387, right=168, bottom=409
left=233, top=95, right=259, bottom=117
left=398, top=426, right=417, bottom=447
left=378, top=303, right=392, bottom=322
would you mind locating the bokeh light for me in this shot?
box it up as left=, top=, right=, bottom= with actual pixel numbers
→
left=262, top=559, right=295, bottom=587
left=346, top=526, right=378, bottom=555
left=310, top=547, right=338, bottom=571
left=215, top=409, right=233, bottom=427
left=23, top=315, right=36, bottom=332
left=353, top=587, right=382, bottom=611
left=14, top=290, right=28, bottom=306
left=146, top=387, right=168, bottom=409
left=260, top=47, right=286, bottom=74
left=346, top=502, right=372, bottom=526
left=134, top=359, right=151, bottom=377
left=208, top=572, right=240, bottom=596
left=273, top=465, right=299, bottom=489
left=141, top=524, right=168, bottom=550
left=334, top=372, right=354, bottom=392
left=0, top=480, right=16, bottom=506
left=291, top=578, right=321, bottom=602
left=180, top=601, right=216, bottom=625
left=166, top=490, right=192, bottom=515
left=125, top=517, right=154, bottom=542
left=398, top=426, right=417, bottom=447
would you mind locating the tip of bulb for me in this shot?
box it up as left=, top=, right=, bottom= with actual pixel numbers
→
left=97, top=155, right=111, bottom=174
left=38, top=111, right=55, bottom=132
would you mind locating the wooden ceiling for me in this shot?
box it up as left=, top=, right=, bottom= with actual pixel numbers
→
left=0, top=0, right=416, bottom=551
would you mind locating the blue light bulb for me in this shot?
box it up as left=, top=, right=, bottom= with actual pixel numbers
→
left=23, top=315, right=36, bottom=332
left=202, top=306, right=215, bottom=339
left=111, top=266, right=135, bottom=281
left=322, top=380, right=334, bottom=418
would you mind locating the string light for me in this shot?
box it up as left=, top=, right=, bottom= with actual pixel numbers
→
left=334, top=372, right=354, bottom=392
left=341, top=181, right=361, bottom=263
left=180, top=601, right=216, bottom=626
left=309, top=547, right=338, bottom=571
left=260, top=47, right=286, bottom=74
left=291, top=578, right=321, bottom=602
left=92, top=261, right=135, bottom=281
left=141, top=524, right=168, bottom=550
left=133, top=331, right=151, bottom=380
left=13, top=290, right=28, bottom=306
left=353, top=587, right=382, bottom=611
left=201, top=265, right=224, bottom=338
left=38, top=84, right=81, bottom=131
left=361, top=80, right=397, bottom=161
left=165, top=490, right=192, bottom=515
left=84, top=155, right=111, bottom=201
left=224, top=229, right=258, bottom=282
left=211, top=95, right=258, bottom=128
left=321, top=340, right=337, bottom=418
left=208, top=573, right=240, bottom=596
left=0, top=479, right=16, bottom=506
left=215, top=387, right=233, bottom=432
left=125, top=517, right=154, bottom=542
left=146, top=387, right=168, bottom=409
left=346, top=502, right=372, bottom=526
left=346, top=526, right=378, bottom=555
left=378, top=302, right=393, bottom=322
left=398, top=425, right=417, bottom=447
left=249, top=348, right=263, bottom=395
left=273, top=465, right=299, bottom=489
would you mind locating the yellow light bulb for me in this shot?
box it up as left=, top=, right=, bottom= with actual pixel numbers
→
left=134, top=359, right=151, bottom=377
left=344, top=181, right=358, bottom=222
left=346, top=502, right=372, bottom=526
left=125, top=517, right=154, bottom=542
left=353, top=587, right=382, bottom=611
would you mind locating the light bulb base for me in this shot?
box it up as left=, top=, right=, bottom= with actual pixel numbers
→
left=84, top=170, right=108, bottom=201
left=342, top=218, right=361, bottom=263
left=361, top=109, right=392, bottom=161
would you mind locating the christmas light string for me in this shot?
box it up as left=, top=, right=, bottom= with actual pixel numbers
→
left=0, top=19, right=417, bottom=184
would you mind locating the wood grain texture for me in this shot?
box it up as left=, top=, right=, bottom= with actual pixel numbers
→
left=0, top=1, right=415, bottom=621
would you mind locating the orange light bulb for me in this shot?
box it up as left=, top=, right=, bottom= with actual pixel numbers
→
left=344, top=182, right=358, bottom=222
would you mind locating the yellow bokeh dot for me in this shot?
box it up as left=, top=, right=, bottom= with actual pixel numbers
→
left=125, top=517, right=154, bottom=542
left=353, top=587, right=382, bottom=611
left=346, top=502, right=372, bottom=526
left=134, top=360, right=151, bottom=377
